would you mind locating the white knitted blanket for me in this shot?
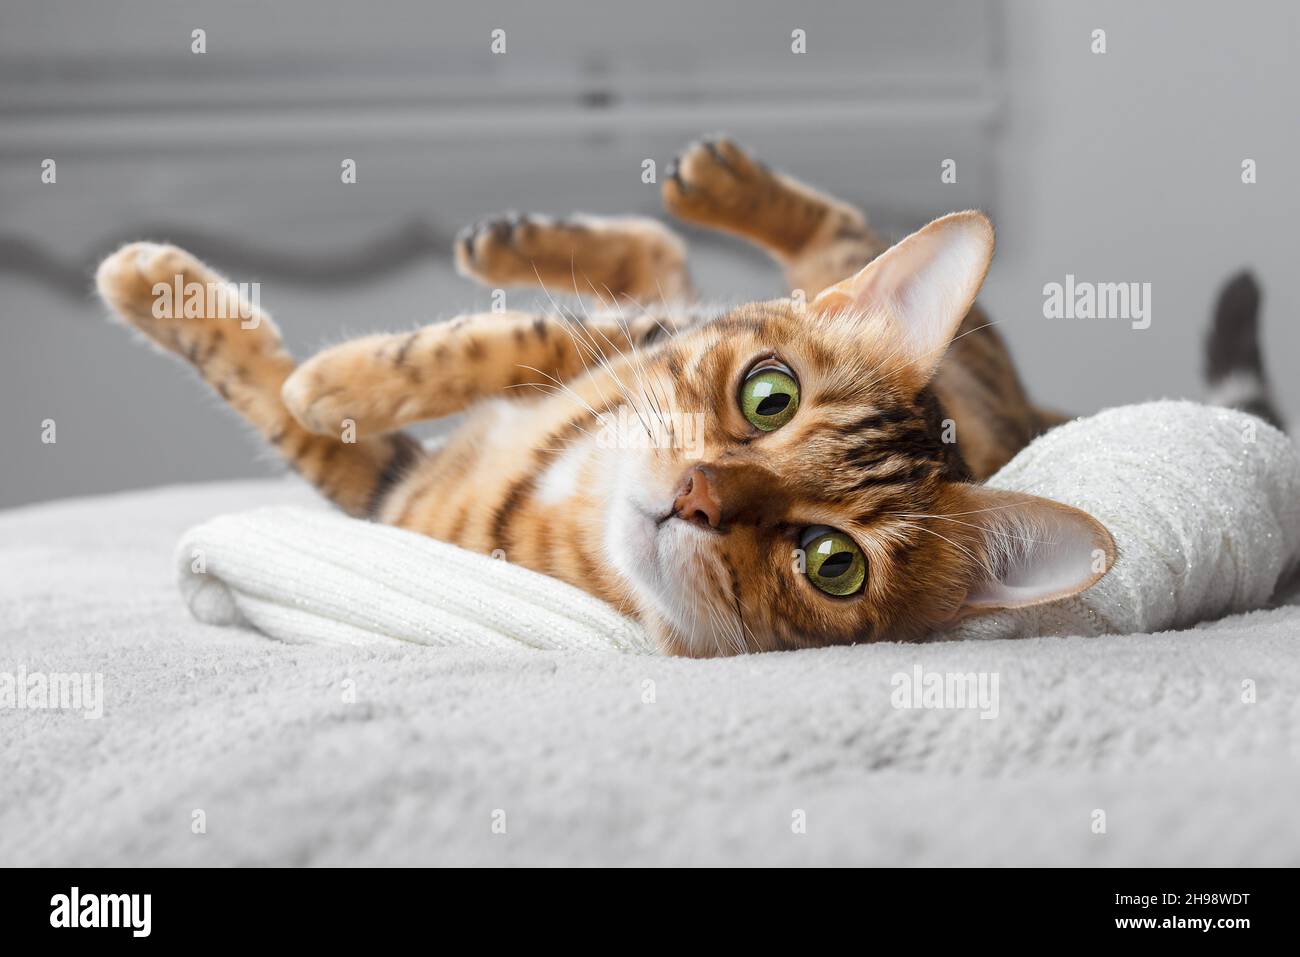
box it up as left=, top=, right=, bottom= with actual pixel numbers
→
left=176, top=401, right=1300, bottom=650
left=942, top=401, right=1300, bottom=640
left=178, top=507, right=655, bottom=654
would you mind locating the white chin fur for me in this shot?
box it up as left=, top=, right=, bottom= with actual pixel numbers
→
left=605, top=452, right=698, bottom=640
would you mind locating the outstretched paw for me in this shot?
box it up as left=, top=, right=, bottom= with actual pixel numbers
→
left=96, top=240, right=282, bottom=378
left=661, top=134, right=870, bottom=267
left=455, top=212, right=571, bottom=283
left=661, top=136, right=769, bottom=224
left=96, top=243, right=214, bottom=327
left=453, top=212, right=689, bottom=303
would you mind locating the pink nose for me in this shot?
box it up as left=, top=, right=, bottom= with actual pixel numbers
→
left=672, top=466, right=722, bottom=528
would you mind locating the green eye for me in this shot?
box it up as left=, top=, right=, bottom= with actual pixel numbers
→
left=740, top=364, right=800, bottom=431
left=802, top=527, right=866, bottom=597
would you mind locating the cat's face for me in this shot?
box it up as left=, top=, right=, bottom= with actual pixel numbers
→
left=603, top=212, right=1115, bottom=656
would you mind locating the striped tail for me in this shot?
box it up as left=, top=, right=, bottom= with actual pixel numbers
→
left=1204, top=270, right=1284, bottom=430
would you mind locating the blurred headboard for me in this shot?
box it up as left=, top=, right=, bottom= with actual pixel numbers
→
left=1, top=0, right=1003, bottom=290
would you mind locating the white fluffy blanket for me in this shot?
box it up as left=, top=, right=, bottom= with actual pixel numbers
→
left=3, top=403, right=1300, bottom=865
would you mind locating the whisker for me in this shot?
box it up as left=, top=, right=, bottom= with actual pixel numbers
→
left=901, top=521, right=997, bottom=579
left=887, top=512, right=1054, bottom=546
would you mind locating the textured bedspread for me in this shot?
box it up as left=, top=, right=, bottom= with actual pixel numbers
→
left=2, top=479, right=1298, bottom=865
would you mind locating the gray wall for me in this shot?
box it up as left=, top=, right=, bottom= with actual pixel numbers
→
left=989, top=1, right=1299, bottom=426
left=1, top=0, right=1296, bottom=508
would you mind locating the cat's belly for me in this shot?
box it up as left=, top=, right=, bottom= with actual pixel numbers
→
left=376, top=396, right=631, bottom=607
left=378, top=398, right=554, bottom=541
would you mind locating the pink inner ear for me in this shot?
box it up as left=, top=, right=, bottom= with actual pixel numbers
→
left=812, top=211, right=994, bottom=375
left=964, top=500, right=1113, bottom=610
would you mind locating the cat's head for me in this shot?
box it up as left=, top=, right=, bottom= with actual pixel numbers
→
left=603, top=211, right=1115, bottom=656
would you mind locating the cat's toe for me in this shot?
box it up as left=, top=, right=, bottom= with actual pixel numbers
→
left=281, top=367, right=334, bottom=435
left=96, top=242, right=162, bottom=301
left=455, top=213, right=526, bottom=277
left=662, top=135, right=763, bottom=217
left=97, top=242, right=218, bottom=315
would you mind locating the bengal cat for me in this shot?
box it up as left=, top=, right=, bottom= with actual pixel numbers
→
left=97, top=136, right=1115, bottom=656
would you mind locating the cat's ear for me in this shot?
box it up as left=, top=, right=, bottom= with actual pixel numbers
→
left=949, top=486, right=1115, bottom=614
left=810, top=210, right=994, bottom=377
